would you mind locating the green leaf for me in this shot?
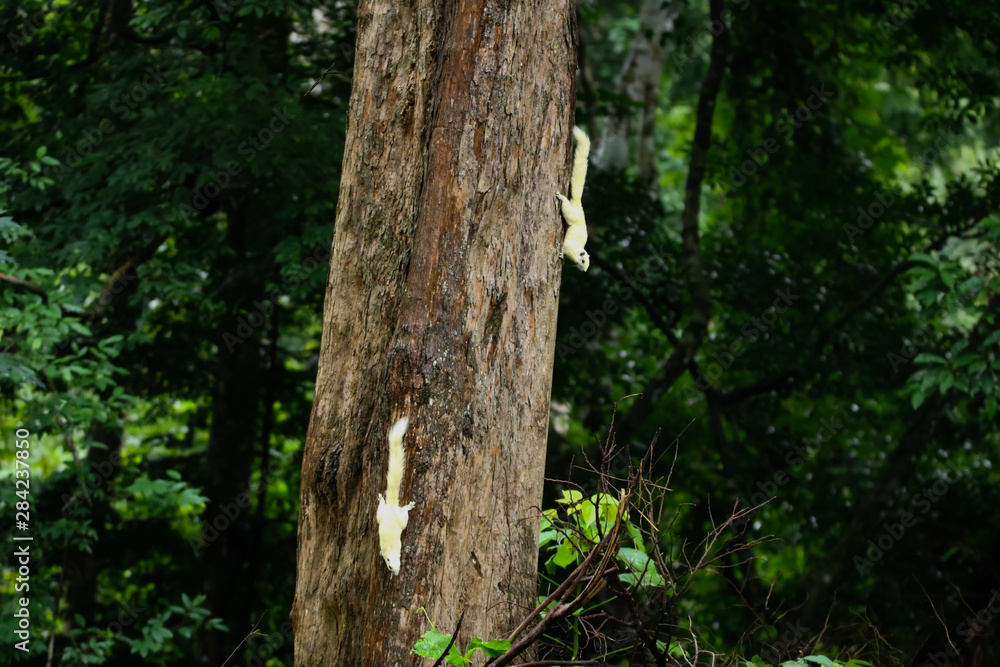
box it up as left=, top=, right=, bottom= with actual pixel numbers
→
left=178, top=487, right=209, bottom=507
left=941, top=270, right=957, bottom=289
left=447, top=644, right=471, bottom=665
left=539, top=529, right=560, bottom=547
left=985, top=395, right=997, bottom=419
left=466, top=637, right=511, bottom=657
left=552, top=541, right=579, bottom=567
left=556, top=489, right=583, bottom=508
left=851, top=107, right=880, bottom=126
left=668, top=641, right=689, bottom=658
left=913, top=353, right=947, bottom=365
left=802, top=657, right=836, bottom=666
left=413, top=628, right=452, bottom=660
left=908, top=252, right=938, bottom=266
left=617, top=547, right=666, bottom=587
left=981, top=330, right=1000, bottom=349
left=127, top=474, right=159, bottom=496
left=954, top=353, right=979, bottom=367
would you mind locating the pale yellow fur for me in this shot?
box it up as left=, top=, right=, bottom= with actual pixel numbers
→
left=377, top=417, right=414, bottom=575
left=555, top=126, right=591, bottom=272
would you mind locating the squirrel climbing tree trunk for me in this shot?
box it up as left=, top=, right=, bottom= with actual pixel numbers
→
left=291, top=1, right=577, bottom=664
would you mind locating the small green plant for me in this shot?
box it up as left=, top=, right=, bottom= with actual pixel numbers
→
left=412, top=608, right=511, bottom=666
left=540, top=489, right=666, bottom=589
left=743, top=655, right=874, bottom=667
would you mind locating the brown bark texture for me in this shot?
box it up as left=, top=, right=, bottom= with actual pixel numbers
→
left=292, top=1, right=576, bottom=664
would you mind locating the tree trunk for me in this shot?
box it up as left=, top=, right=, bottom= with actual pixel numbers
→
left=197, top=206, right=264, bottom=664
left=595, top=0, right=682, bottom=183
left=292, top=1, right=575, bottom=664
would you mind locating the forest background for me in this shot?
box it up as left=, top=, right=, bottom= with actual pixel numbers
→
left=1, top=0, right=999, bottom=665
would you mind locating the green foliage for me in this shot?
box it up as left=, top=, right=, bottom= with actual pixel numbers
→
left=744, top=656, right=874, bottom=667
left=905, top=214, right=1000, bottom=413
left=412, top=609, right=511, bottom=666
left=60, top=593, right=226, bottom=666
left=540, top=490, right=665, bottom=589
left=550, top=1, right=1000, bottom=663
left=1, top=0, right=347, bottom=663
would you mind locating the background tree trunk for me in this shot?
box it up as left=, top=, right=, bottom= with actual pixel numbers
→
left=594, top=0, right=682, bottom=184
left=292, top=1, right=576, bottom=664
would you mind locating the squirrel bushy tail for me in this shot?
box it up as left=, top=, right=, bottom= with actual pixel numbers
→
left=384, top=417, right=409, bottom=505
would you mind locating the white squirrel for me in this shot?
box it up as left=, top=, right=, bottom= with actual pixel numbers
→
left=555, top=126, right=591, bottom=272
left=376, top=416, right=415, bottom=575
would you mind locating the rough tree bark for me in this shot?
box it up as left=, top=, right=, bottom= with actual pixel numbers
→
left=292, top=1, right=576, bottom=664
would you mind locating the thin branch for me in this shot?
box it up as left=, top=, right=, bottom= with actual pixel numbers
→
left=816, top=259, right=917, bottom=348
left=718, top=370, right=801, bottom=407
left=489, top=492, right=631, bottom=667
left=0, top=272, right=49, bottom=303
left=512, top=661, right=606, bottom=666
left=431, top=611, right=465, bottom=667
left=90, top=236, right=163, bottom=319
left=618, top=0, right=729, bottom=436
left=304, top=60, right=349, bottom=97
left=220, top=613, right=266, bottom=667
left=590, top=256, right=680, bottom=348
left=722, top=220, right=980, bottom=408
